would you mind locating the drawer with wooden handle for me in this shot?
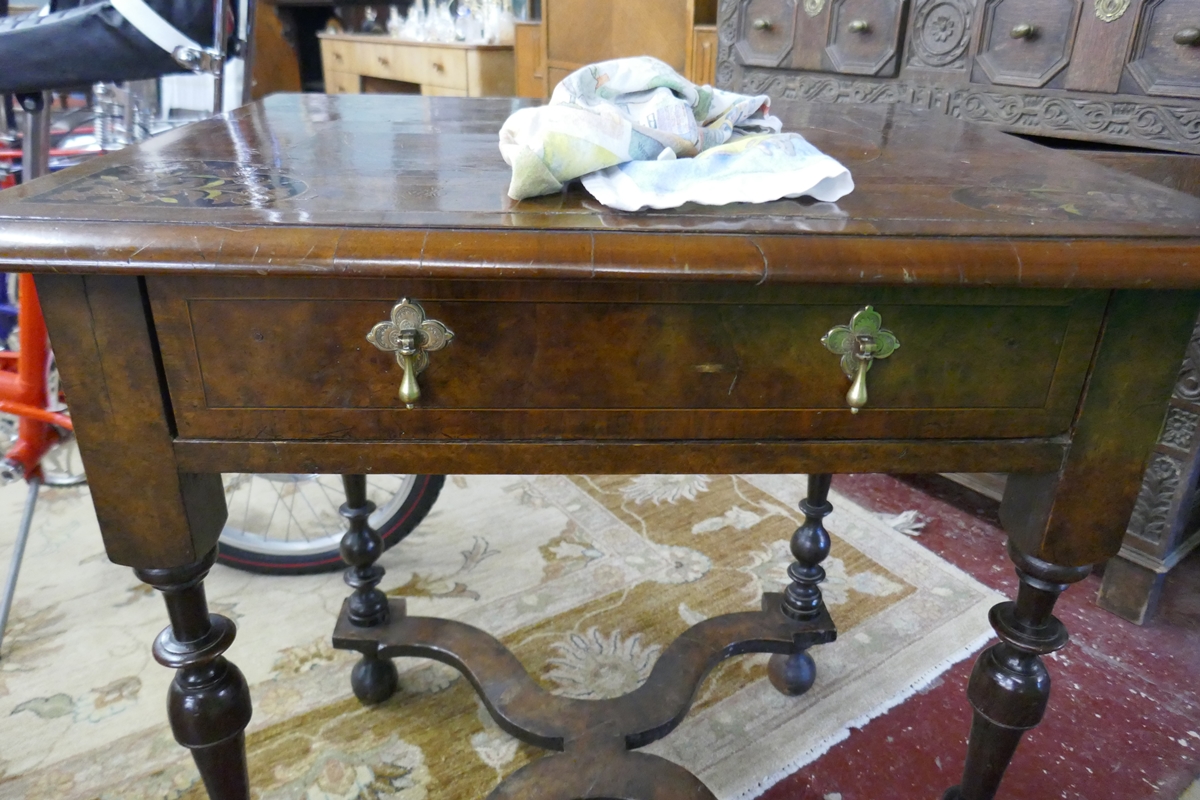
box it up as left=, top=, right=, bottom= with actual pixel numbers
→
left=824, top=0, right=905, bottom=77
left=320, top=39, right=354, bottom=73
left=974, top=0, right=1082, bottom=88
left=147, top=277, right=1107, bottom=443
left=1125, top=0, right=1200, bottom=99
left=362, top=43, right=469, bottom=90
left=734, top=0, right=799, bottom=67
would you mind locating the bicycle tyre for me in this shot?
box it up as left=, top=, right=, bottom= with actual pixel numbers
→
left=216, top=474, right=444, bottom=575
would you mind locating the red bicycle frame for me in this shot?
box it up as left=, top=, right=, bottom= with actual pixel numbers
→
left=0, top=274, right=72, bottom=480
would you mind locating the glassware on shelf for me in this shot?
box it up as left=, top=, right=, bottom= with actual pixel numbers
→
left=390, top=0, right=515, bottom=44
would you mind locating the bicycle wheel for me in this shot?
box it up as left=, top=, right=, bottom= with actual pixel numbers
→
left=216, top=473, right=444, bottom=575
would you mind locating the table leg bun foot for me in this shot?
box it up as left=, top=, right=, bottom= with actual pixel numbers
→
left=351, top=652, right=399, bottom=704
left=767, top=650, right=816, bottom=696
left=135, top=548, right=253, bottom=800
left=941, top=788, right=963, bottom=800
left=946, top=540, right=1091, bottom=800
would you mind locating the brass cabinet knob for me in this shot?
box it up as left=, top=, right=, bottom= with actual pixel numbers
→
left=822, top=306, right=899, bottom=414
left=848, top=19, right=870, bottom=33
left=366, top=299, right=454, bottom=409
left=753, top=17, right=774, bottom=30
left=1010, top=23, right=1036, bottom=39
left=432, top=61, right=445, bottom=71
left=1175, top=27, right=1200, bottom=46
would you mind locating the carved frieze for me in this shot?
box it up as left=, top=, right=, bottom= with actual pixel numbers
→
left=1174, top=315, right=1200, bottom=402
left=1126, top=452, right=1181, bottom=545
left=726, top=69, right=1200, bottom=154
left=910, top=0, right=975, bottom=70
left=1161, top=407, right=1199, bottom=451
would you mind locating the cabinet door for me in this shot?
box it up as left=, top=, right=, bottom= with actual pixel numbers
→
left=825, top=0, right=906, bottom=76
left=734, top=0, right=799, bottom=67
left=975, top=0, right=1081, bottom=88
left=1127, top=0, right=1200, bottom=98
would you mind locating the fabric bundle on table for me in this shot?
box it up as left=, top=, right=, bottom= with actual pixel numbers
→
left=498, top=56, right=854, bottom=211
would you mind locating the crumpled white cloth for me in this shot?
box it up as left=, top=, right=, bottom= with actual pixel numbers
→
left=498, top=56, right=854, bottom=211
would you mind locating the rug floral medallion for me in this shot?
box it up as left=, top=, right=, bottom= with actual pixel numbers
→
left=0, top=474, right=1000, bottom=799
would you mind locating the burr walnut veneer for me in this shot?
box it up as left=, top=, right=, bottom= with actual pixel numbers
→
left=1, top=94, right=1199, bottom=799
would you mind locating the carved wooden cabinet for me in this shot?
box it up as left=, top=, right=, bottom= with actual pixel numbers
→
left=1097, top=313, right=1200, bottom=624
left=716, top=0, right=1200, bottom=153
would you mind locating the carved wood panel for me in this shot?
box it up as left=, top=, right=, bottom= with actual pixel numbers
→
left=716, top=0, right=1200, bottom=154
left=975, top=0, right=1082, bottom=88
left=826, top=0, right=906, bottom=76
left=908, top=0, right=977, bottom=71
left=1127, top=0, right=1200, bottom=99
left=735, top=0, right=799, bottom=67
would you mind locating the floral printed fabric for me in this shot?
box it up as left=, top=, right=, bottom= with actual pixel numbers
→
left=498, top=56, right=854, bottom=211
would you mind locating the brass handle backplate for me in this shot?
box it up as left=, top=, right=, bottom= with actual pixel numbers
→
left=822, top=306, right=899, bottom=414
left=1175, top=27, right=1200, bottom=46
left=366, top=299, right=454, bottom=408
left=1010, top=23, right=1036, bottom=39
left=848, top=19, right=870, bottom=33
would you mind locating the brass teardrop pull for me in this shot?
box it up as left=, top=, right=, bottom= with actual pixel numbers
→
left=822, top=306, right=899, bottom=414
left=366, top=299, right=454, bottom=409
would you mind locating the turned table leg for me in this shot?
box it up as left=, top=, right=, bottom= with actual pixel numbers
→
left=340, top=473, right=399, bottom=704
left=943, top=540, right=1090, bottom=800
left=768, top=472, right=833, bottom=697
left=134, top=548, right=252, bottom=800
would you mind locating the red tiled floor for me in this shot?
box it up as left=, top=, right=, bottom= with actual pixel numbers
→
left=760, top=474, right=1200, bottom=800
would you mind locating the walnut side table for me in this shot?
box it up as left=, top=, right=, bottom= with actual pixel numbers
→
left=1, top=95, right=1199, bottom=800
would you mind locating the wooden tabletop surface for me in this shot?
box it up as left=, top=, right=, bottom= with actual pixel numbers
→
left=1, top=94, right=1198, bottom=287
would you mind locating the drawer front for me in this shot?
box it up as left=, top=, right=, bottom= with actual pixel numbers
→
left=363, top=43, right=470, bottom=90
left=320, top=39, right=354, bottom=73
left=1126, top=0, right=1200, bottom=99
left=734, top=0, right=799, bottom=67
left=324, top=70, right=361, bottom=94
left=975, top=0, right=1081, bottom=88
left=825, top=0, right=905, bottom=76
left=150, top=278, right=1107, bottom=444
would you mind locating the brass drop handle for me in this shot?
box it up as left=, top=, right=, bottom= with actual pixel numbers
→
left=822, top=306, right=899, bottom=414
left=848, top=19, right=870, bottom=33
left=1010, top=23, right=1036, bottom=39
left=753, top=18, right=773, bottom=30
left=367, top=299, right=454, bottom=409
left=1175, top=27, right=1200, bottom=46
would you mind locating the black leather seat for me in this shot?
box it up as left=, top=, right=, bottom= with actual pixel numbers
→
left=0, top=0, right=214, bottom=94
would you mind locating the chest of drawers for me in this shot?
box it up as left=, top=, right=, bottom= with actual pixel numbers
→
left=718, top=0, right=1200, bottom=154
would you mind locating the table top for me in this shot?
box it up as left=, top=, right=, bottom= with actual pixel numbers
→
left=2, top=94, right=1199, bottom=287
left=317, top=31, right=515, bottom=50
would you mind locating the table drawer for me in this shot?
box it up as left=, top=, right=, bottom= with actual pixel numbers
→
left=148, top=278, right=1107, bottom=443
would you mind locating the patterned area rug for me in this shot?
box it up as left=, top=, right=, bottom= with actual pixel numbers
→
left=0, top=474, right=1001, bottom=799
